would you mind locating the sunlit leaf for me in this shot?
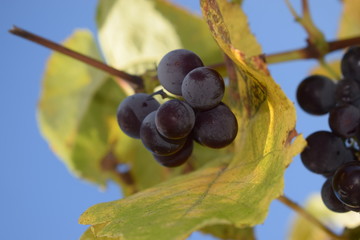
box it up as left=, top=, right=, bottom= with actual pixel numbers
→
left=96, top=0, right=222, bottom=75
left=338, top=0, right=360, bottom=39
left=38, top=30, right=127, bottom=187
left=79, top=1, right=305, bottom=239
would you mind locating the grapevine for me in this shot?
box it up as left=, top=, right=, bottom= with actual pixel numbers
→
left=8, top=0, right=360, bottom=239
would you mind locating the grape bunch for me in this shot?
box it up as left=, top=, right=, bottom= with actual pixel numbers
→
left=116, top=49, right=238, bottom=168
left=297, top=46, right=360, bottom=213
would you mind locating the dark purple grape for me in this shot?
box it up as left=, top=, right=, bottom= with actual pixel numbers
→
left=155, top=99, right=195, bottom=139
left=157, top=49, right=204, bottom=96
left=332, top=161, right=360, bottom=208
left=321, top=178, right=349, bottom=213
left=296, top=75, right=336, bottom=115
left=335, top=78, right=360, bottom=105
left=341, top=46, right=360, bottom=83
left=300, top=131, right=353, bottom=175
left=117, top=93, right=160, bottom=138
left=182, top=67, right=225, bottom=110
left=153, top=138, right=193, bottom=167
left=140, top=111, right=185, bottom=156
left=193, top=103, right=238, bottom=148
left=329, top=104, right=360, bottom=138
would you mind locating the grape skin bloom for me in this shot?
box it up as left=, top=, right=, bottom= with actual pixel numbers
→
left=182, top=67, right=225, bottom=111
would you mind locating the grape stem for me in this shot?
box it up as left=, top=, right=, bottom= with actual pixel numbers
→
left=9, top=26, right=144, bottom=91
left=277, top=195, right=346, bottom=240
left=207, top=35, right=360, bottom=74
left=264, top=36, right=360, bottom=64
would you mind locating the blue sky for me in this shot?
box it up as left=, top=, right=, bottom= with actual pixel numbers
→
left=0, top=0, right=343, bottom=239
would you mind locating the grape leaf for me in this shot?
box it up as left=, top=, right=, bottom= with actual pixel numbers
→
left=38, top=30, right=128, bottom=187
left=338, top=0, right=360, bottom=39
left=80, top=224, right=121, bottom=240
left=201, top=224, right=255, bottom=240
left=79, top=0, right=305, bottom=239
left=96, top=0, right=222, bottom=75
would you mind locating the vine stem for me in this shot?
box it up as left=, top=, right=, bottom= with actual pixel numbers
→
left=264, top=36, right=360, bottom=64
left=207, top=35, right=360, bottom=71
left=9, top=26, right=144, bottom=91
left=277, top=195, right=345, bottom=240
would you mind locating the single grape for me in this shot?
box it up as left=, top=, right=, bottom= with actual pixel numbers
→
left=329, top=104, right=360, bottom=138
left=155, top=99, right=195, bottom=139
left=300, top=131, right=354, bottom=176
left=157, top=49, right=204, bottom=96
left=335, top=78, right=360, bottom=105
left=153, top=138, right=193, bottom=168
left=332, top=161, right=360, bottom=208
left=193, top=103, right=238, bottom=148
left=321, top=178, right=349, bottom=213
left=117, top=93, right=160, bottom=138
left=182, top=67, right=225, bottom=110
left=140, top=111, right=186, bottom=156
left=341, top=46, right=360, bottom=82
left=296, top=75, right=336, bottom=115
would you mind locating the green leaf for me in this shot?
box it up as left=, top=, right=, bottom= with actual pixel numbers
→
left=201, top=224, right=255, bottom=240
left=37, top=30, right=127, bottom=187
left=80, top=224, right=121, bottom=240
left=287, top=194, right=360, bottom=240
left=79, top=1, right=305, bottom=239
left=338, top=0, right=360, bottom=39
left=96, top=0, right=222, bottom=75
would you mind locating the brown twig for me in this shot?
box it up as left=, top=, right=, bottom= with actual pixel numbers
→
left=277, top=195, right=345, bottom=240
left=9, top=25, right=144, bottom=90
left=265, top=35, right=360, bottom=64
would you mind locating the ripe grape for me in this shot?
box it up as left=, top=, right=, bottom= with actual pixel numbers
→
left=182, top=67, right=225, bottom=110
left=321, top=178, right=349, bottom=213
left=193, top=103, right=238, bottom=148
left=153, top=138, right=193, bottom=167
left=140, top=111, right=185, bottom=156
left=300, top=131, right=353, bottom=176
left=329, top=104, right=360, bottom=138
left=296, top=75, right=336, bottom=115
left=155, top=99, right=195, bottom=139
left=332, top=161, right=360, bottom=208
left=335, top=78, right=360, bottom=105
left=341, top=46, right=360, bottom=82
left=157, top=49, right=204, bottom=96
left=117, top=93, right=160, bottom=138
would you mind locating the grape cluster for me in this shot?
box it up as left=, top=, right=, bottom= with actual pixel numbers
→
left=116, top=49, right=238, bottom=168
left=297, top=46, right=360, bottom=213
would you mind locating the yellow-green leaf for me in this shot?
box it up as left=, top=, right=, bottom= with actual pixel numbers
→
left=338, top=0, right=360, bottom=39
left=202, top=0, right=262, bottom=58
left=96, top=0, right=222, bottom=75
left=79, top=1, right=305, bottom=239
left=80, top=224, right=121, bottom=240
left=201, top=224, right=255, bottom=240
left=38, top=30, right=126, bottom=187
